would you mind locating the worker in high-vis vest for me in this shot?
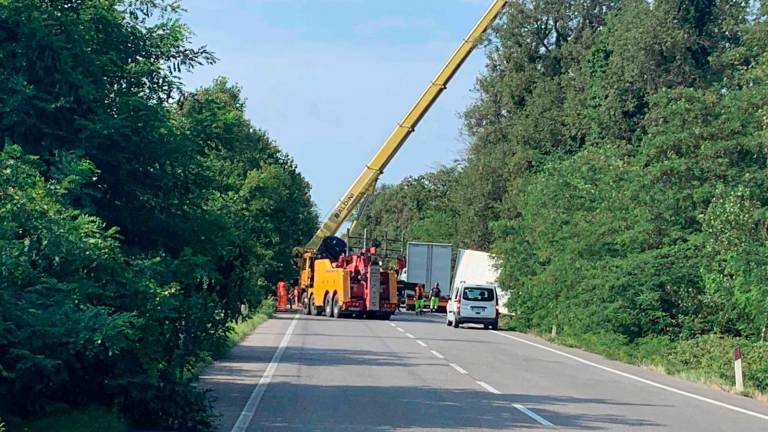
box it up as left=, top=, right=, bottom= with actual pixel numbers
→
left=414, top=284, right=425, bottom=316
left=430, top=282, right=441, bottom=312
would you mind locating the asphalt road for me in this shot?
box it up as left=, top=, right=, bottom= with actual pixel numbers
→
left=200, top=311, right=768, bottom=431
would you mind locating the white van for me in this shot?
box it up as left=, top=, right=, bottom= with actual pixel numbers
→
left=446, top=283, right=498, bottom=329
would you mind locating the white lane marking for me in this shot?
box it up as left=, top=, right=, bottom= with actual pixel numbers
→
left=449, top=363, right=468, bottom=375
left=231, top=314, right=300, bottom=432
left=514, top=404, right=554, bottom=427
left=416, top=340, right=427, bottom=347
left=477, top=380, right=501, bottom=394
left=430, top=350, right=445, bottom=359
left=491, top=331, right=768, bottom=422
left=396, top=327, right=405, bottom=333
left=389, top=322, right=397, bottom=327
left=405, top=333, right=415, bottom=339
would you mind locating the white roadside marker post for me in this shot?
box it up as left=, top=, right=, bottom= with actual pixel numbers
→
left=734, top=346, right=744, bottom=393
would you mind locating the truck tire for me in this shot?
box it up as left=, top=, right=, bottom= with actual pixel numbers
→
left=490, top=320, right=498, bottom=330
left=453, top=318, right=460, bottom=328
left=332, top=294, right=342, bottom=318
left=309, top=295, right=321, bottom=316
left=324, top=294, right=333, bottom=317
left=302, top=293, right=311, bottom=315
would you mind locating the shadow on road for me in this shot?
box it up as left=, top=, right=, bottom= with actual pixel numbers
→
left=243, top=383, right=663, bottom=431
left=212, top=345, right=443, bottom=370
left=203, top=340, right=664, bottom=431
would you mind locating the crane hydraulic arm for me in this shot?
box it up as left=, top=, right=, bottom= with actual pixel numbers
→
left=304, top=0, right=508, bottom=250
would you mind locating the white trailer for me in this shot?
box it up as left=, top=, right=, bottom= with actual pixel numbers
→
left=451, top=249, right=508, bottom=313
left=405, top=242, right=452, bottom=292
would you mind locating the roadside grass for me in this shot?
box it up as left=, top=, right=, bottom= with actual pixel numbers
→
left=10, top=407, right=127, bottom=432
left=219, top=297, right=276, bottom=357
left=499, top=319, right=768, bottom=401
left=189, top=297, right=276, bottom=377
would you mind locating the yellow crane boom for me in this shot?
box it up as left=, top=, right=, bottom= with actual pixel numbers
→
left=304, top=0, right=508, bottom=250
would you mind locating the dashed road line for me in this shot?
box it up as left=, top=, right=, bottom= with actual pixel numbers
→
left=387, top=323, right=556, bottom=428
left=514, top=404, right=554, bottom=427
left=491, top=330, right=768, bottom=422
left=449, top=363, right=468, bottom=375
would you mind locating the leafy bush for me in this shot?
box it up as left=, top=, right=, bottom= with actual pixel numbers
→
left=22, top=407, right=127, bottom=432
left=0, top=1, right=316, bottom=429
left=669, top=335, right=768, bottom=393
left=358, top=0, right=768, bottom=356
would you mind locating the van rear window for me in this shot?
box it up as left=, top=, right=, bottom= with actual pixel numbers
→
left=462, top=287, right=495, bottom=302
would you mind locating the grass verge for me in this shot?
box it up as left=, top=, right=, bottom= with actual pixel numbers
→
left=189, top=297, right=277, bottom=378
left=499, top=317, right=768, bottom=401
left=9, top=407, right=127, bottom=432
left=219, top=297, right=276, bottom=357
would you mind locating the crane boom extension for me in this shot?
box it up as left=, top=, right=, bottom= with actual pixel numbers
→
left=304, top=0, right=507, bottom=250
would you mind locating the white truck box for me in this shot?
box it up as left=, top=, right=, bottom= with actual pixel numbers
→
left=405, top=242, right=452, bottom=292
left=451, top=249, right=508, bottom=313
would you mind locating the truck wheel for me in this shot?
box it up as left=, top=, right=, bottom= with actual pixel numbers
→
left=490, top=320, right=498, bottom=330
left=302, top=293, right=311, bottom=315
left=309, top=295, right=320, bottom=316
left=453, top=318, right=460, bottom=328
left=332, top=294, right=342, bottom=318
left=324, top=294, right=333, bottom=317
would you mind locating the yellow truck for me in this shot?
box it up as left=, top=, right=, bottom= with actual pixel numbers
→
left=298, top=236, right=398, bottom=319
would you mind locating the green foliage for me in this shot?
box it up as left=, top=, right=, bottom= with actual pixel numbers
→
left=668, top=335, right=768, bottom=393
left=546, top=331, right=768, bottom=393
left=0, top=1, right=316, bottom=430
left=353, top=167, right=460, bottom=245
left=359, top=0, right=768, bottom=390
left=21, top=407, right=127, bottom=432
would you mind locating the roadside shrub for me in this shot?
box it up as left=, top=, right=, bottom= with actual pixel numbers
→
left=668, top=335, right=768, bottom=392
left=631, top=335, right=674, bottom=365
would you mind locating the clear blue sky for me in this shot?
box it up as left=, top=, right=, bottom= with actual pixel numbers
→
left=181, top=0, right=492, bottom=216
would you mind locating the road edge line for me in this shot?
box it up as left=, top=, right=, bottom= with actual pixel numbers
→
left=230, top=313, right=300, bottom=432
left=476, top=380, right=501, bottom=394
left=490, top=330, right=768, bottom=422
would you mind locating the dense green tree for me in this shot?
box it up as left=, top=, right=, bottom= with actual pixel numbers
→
left=353, top=166, right=460, bottom=245
left=0, top=1, right=317, bottom=429
left=359, top=0, right=767, bottom=347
